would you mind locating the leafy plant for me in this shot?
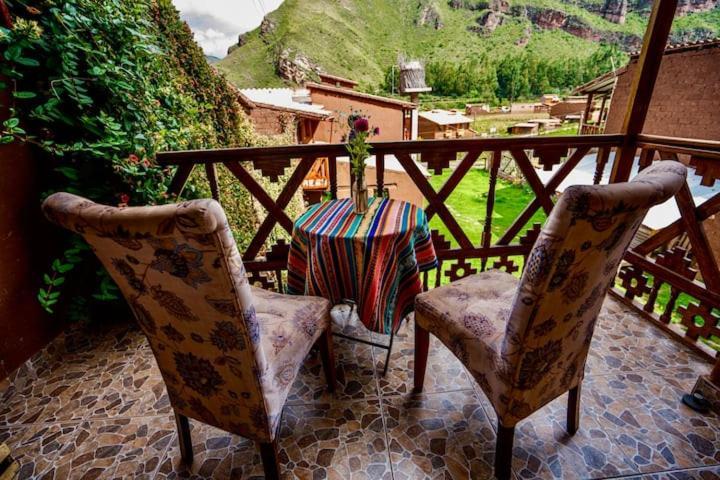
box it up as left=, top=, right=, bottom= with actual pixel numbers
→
left=345, top=112, right=379, bottom=180
left=0, top=0, right=253, bottom=315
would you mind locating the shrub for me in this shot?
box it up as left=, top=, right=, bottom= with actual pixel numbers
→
left=0, top=0, right=273, bottom=315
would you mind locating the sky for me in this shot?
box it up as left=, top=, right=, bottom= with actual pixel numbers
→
left=172, top=0, right=285, bottom=58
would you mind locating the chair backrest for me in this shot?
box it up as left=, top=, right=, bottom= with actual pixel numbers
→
left=42, top=193, right=276, bottom=441
left=499, top=161, right=687, bottom=423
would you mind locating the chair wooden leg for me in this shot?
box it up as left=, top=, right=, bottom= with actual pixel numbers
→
left=174, top=412, right=193, bottom=464
left=317, top=327, right=336, bottom=393
left=495, top=422, right=515, bottom=480
left=567, top=384, right=581, bottom=435
left=414, top=321, right=430, bottom=393
left=259, top=440, right=281, bottom=480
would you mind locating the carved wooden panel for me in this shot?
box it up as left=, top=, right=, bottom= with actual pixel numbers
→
left=534, top=147, right=568, bottom=171
left=678, top=301, right=720, bottom=342
left=519, top=224, right=542, bottom=249
left=247, top=271, right=276, bottom=290
left=252, top=156, right=292, bottom=182
left=655, top=246, right=697, bottom=280
left=421, top=151, right=456, bottom=175
left=266, top=239, right=290, bottom=261
left=447, top=259, right=477, bottom=282
left=690, top=155, right=720, bottom=187
left=618, top=265, right=651, bottom=300
left=492, top=256, right=519, bottom=274
left=431, top=230, right=451, bottom=252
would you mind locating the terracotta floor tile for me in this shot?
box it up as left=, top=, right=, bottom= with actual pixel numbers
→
left=373, top=320, right=474, bottom=397
left=0, top=295, right=717, bottom=480
left=47, top=416, right=174, bottom=479
left=586, top=371, right=720, bottom=473
left=157, top=398, right=390, bottom=480
left=287, top=337, right=379, bottom=404
left=382, top=390, right=496, bottom=480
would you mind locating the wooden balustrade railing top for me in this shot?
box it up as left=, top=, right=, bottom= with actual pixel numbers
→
left=157, top=133, right=720, bottom=362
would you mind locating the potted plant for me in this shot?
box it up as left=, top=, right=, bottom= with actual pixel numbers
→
left=345, top=113, right=379, bottom=215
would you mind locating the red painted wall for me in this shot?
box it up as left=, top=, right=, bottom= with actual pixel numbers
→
left=0, top=88, right=60, bottom=380
left=308, top=88, right=409, bottom=143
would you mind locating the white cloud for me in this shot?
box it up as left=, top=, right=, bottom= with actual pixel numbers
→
left=172, top=0, right=284, bottom=58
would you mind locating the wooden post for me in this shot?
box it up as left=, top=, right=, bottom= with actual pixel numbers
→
left=582, top=93, right=594, bottom=132
left=599, top=95, right=608, bottom=126
left=609, top=0, right=678, bottom=183
left=0, top=0, right=12, bottom=28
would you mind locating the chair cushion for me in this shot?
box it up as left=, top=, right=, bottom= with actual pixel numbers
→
left=252, top=286, right=330, bottom=431
left=415, top=269, right=518, bottom=413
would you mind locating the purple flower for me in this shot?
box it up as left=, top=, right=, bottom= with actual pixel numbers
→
left=353, top=117, right=369, bottom=133
left=373, top=127, right=380, bottom=136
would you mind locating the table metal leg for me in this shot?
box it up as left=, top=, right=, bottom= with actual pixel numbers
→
left=381, top=328, right=395, bottom=377
left=333, top=299, right=397, bottom=378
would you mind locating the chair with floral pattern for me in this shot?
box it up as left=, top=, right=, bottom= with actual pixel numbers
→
left=413, top=161, right=687, bottom=479
left=42, top=193, right=336, bottom=479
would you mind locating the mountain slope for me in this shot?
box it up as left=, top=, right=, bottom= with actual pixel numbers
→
left=217, top=0, right=719, bottom=91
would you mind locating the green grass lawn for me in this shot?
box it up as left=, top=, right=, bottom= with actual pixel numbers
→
left=427, top=166, right=547, bottom=245
left=425, top=165, right=547, bottom=285
left=471, top=113, right=550, bottom=137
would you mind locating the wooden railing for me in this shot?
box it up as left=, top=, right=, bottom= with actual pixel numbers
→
left=613, top=135, right=720, bottom=360
left=580, top=124, right=605, bottom=135
left=157, top=133, right=720, bottom=362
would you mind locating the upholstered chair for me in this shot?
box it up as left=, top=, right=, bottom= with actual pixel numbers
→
left=42, top=193, right=336, bottom=479
left=413, top=161, right=687, bottom=480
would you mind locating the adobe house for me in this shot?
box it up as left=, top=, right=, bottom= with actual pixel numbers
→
left=305, top=81, right=417, bottom=142
left=577, top=39, right=720, bottom=139
left=507, top=122, right=539, bottom=135
left=418, top=109, right=476, bottom=139
left=576, top=39, right=720, bottom=263
left=317, top=72, right=359, bottom=90
left=465, top=103, right=491, bottom=116
left=237, top=88, right=332, bottom=143
left=549, top=95, right=588, bottom=120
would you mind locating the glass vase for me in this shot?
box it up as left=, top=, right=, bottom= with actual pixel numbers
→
left=351, top=174, right=369, bottom=215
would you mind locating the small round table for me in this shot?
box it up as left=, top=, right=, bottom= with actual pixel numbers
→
left=287, top=197, right=438, bottom=373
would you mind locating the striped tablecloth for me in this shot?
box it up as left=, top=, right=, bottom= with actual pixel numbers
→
left=287, top=197, right=438, bottom=334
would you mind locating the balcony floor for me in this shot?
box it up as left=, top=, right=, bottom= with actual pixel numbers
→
left=0, top=296, right=717, bottom=479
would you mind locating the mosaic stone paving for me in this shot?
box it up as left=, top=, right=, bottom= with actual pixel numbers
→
left=1, top=297, right=718, bottom=479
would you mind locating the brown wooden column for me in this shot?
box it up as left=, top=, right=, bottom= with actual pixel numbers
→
left=0, top=0, right=12, bottom=28
left=599, top=95, right=608, bottom=126
left=609, top=0, right=679, bottom=183
left=582, top=93, right=594, bottom=132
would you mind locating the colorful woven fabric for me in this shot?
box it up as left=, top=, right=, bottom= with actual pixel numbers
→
left=288, top=197, right=438, bottom=334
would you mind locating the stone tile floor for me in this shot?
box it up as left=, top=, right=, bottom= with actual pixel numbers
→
left=1, top=298, right=718, bottom=479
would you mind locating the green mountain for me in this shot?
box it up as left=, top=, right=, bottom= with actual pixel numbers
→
left=217, top=0, right=719, bottom=97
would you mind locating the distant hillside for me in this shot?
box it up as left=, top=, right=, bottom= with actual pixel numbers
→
left=217, top=0, right=719, bottom=96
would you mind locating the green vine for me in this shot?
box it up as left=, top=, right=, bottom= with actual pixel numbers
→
left=0, top=0, right=255, bottom=315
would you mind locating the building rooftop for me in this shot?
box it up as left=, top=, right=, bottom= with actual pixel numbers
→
left=418, top=109, right=473, bottom=126
left=238, top=88, right=332, bottom=118
left=630, top=37, right=720, bottom=58
left=306, top=82, right=416, bottom=109
left=578, top=38, right=720, bottom=95
left=317, top=72, right=358, bottom=88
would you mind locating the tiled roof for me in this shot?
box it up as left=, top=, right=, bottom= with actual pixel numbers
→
left=239, top=88, right=332, bottom=118
left=418, top=110, right=473, bottom=126
left=306, top=82, right=416, bottom=108
left=629, top=37, right=720, bottom=58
